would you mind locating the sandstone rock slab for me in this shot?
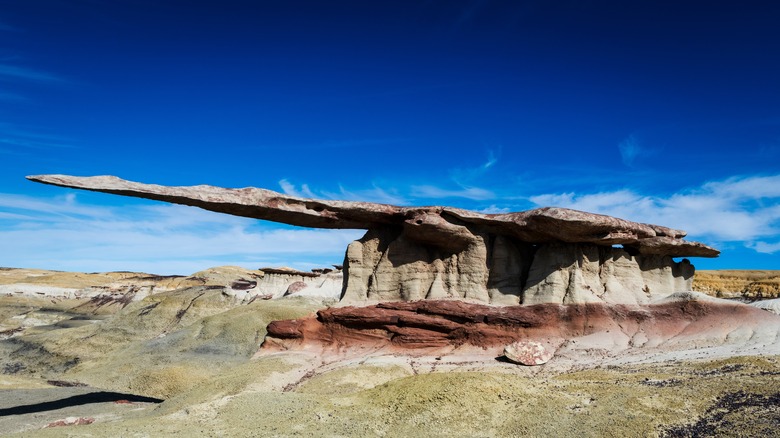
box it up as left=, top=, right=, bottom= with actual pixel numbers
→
left=504, top=340, right=555, bottom=365
left=27, top=174, right=718, bottom=257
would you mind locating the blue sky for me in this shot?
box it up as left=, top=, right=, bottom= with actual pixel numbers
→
left=1, top=0, right=779, bottom=274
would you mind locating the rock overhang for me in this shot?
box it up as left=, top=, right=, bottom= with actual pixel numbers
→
left=26, top=174, right=718, bottom=258
left=26, top=174, right=718, bottom=305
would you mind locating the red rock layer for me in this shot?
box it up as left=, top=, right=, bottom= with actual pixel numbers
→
left=261, top=299, right=780, bottom=353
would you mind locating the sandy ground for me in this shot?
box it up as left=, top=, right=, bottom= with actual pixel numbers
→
left=1, top=267, right=779, bottom=437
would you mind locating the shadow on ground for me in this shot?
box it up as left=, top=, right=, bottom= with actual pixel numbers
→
left=0, top=391, right=163, bottom=416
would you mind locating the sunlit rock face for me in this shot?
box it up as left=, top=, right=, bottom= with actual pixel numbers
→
left=342, top=229, right=533, bottom=304
left=261, top=297, right=780, bottom=355
left=27, top=174, right=714, bottom=305
left=342, top=230, right=693, bottom=305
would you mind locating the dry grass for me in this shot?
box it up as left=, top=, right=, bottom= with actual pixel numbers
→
left=693, top=270, right=780, bottom=299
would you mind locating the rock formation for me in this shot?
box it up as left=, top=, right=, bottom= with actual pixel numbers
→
left=27, top=174, right=719, bottom=305
left=261, top=298, right=780, bottom=357
left=0, top=265, right=342, bottom=307
left=255, top=266, right=343, bottom=300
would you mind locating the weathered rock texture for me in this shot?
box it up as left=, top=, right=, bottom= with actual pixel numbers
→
left=751, top=298, right=780, bottom=315
left=27, top=174, right=719, bottom=305
left=262, top=298, right=780, bottom=355
left=256, top=267, right=343, bottom=300
left=0, top=266, right=342, bottom=339
left=504, top=340, right=554, bottom=365
left=0, top=266, right=342, bottom=306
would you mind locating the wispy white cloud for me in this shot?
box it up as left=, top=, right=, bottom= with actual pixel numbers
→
left=0, top=136, right=73, bottom=150
left=449, top=150, right=498, bottom=186
left=410, top=185, right=495, bottom=201
left=278, top=179, right=316, bottom=198
left=278, top=178, right=494, bottom=204
left=250, top=137, right=412, bottom=151
left=0, top=193, right=363, bottom=274
left=278, top=179, right=407, bottom=205
left=0, top=64, right=64, bottom=83
left=0, top=91, right=27, bottom=102
left=618, top=135, right=641, bottom=166
left=0, top=123, right=75, bottom=150
left=279, top=153, right=498, bottom=204
left=530, top=174, right=780, bottom=253
left=699, top=175, right=780, bottom=199
left=478, top=204, right=511, bottom=214
left=749, top=241, right=780, bottom=254
left=0, top=211, right=36, bottom=220
left=0, top=147, right=26, bottom=156
left=0, top=192, right=110, bottom=219
left=325, top=185, right=407, bottom=205
left=401, top=150, right=499, bottom=202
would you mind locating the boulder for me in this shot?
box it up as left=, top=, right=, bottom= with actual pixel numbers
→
left=504, top=340, right=555, bottom=365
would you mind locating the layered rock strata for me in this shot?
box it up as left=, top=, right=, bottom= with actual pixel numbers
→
left=255, top=267, right=343, bottom=299
left=0, top=266, right=343, bottom=304
left=262, top=298, right=780, bottom=355
left=27, top=175, right=719, bottom=305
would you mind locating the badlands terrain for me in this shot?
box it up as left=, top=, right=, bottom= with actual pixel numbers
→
left=3, top=175, right=779, bottom=436
left=1, top=266, right=779, bottom=437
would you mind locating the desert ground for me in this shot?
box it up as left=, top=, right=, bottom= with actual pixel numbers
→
left=1, top=266, right=779, bottom=437
left=694, top=270, right=780, bottom=299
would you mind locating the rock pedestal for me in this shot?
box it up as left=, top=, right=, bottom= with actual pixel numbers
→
left=27, top=174, right=716, bottom=305
left=342, top=229, right=693, bottom=305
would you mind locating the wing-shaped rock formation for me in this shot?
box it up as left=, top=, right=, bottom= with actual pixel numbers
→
left=27, top=174, right=719, bottom=305
left=27, top=174, right=717, bottom=257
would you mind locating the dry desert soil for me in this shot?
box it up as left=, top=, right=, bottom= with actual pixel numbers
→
left=1, top=267, right=779, bottom=437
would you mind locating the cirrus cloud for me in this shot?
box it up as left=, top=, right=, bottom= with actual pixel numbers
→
left=529, top=174, right=780, bottom=252
left=0, top=192, right=363, bottom=274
